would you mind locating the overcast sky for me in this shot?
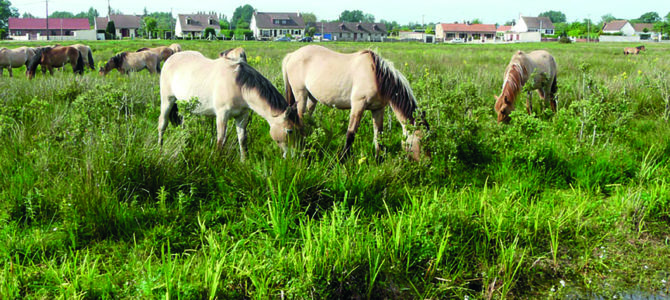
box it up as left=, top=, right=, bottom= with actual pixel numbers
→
left=12, top=0, right=670, bottom=24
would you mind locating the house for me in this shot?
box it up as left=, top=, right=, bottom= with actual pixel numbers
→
left=314, top=22, right=387, bottom=42
left=496, top=25, right=513, bottom=41
left=633, top=23, right=658, bottom=40
left=436, top=23, right=497, bottom=42
left=175, top=14, right=219, bottom=38
left=95, top=15, right=142, bottom=38
left=8, top=17, right=90, bottom=40
left=250, top=12, right=305, bottom=40
left=512, top=16, right=554, bottom=35
left=398, top=30, right=434, bottom=43
left=602, top=20, right=635, bottom=36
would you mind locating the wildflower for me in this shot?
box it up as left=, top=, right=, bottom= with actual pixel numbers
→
left=358, top=156, right=367, bottom=165
left=638, top=70, right=642, bottom=75
left=464, top=296, right=469, bottom=300
left=560, top=280, right=566, bottom=287
left=661, top=279, right=666, bottom=284
left=550, top=286, right=555, bottom=292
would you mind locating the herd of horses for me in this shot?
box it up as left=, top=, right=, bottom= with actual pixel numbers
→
left=0, top=43, right=648, bottom=162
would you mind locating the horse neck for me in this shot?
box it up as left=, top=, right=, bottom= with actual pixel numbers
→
left=500, top=62, right=527, bottom=103
left=242, top=90, right=285, bottom=125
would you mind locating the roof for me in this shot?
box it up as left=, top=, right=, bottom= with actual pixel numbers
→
left=177, top=14, right=219, bottom=32
left=520, top=16, right=554, bottom=29
left=602, top=20, right=629, bottom=31
left=633, top=23, right=654, bottom=32
left=8, top=18, right=90, bottom=30
left=315, top=22, right=387, bottom=34
left=253, top=12, right=305, bottom=29
left=497, top=25, right=512, bottom=32
left=95, top=15, right=142, bottom=30
left=439, top=23, right=497, bottom=33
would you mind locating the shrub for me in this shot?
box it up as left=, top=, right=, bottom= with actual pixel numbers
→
left=204, top=28, right=216, bottom=39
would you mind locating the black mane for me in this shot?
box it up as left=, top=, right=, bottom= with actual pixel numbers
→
left=365, top=50, right=419, bottom=124
left=136, top=47, right=150, bottom=52
left=234, top=62, right=297, bottom=123
left=111, top=52, right=128, bottom=67
left=27, top=47, right=51, bottom=74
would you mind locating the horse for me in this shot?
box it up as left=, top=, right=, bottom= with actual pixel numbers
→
left=494, top=50, right=558, bottom=123
left=169, top=43, right=182, bottom=53
left=158, top=51, right=300, bottom=161
left=282, top=45, right=430, bottom=161
left=99, top=51, right=160, bottom=76
left=0, top=47, right=36, bottom=77
left=71, top=44, right=95, bottom=70
left=136, top=46, right=174, bottom=63
left=27, top=46, right=84, bottom=79
left=624, top=45, right=646, bottom=55
left=219, top=47, right=247, bottom=62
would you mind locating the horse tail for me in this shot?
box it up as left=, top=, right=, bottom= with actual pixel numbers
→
left=366, top=50, right=421, bottom=126
left=168, top=103, right=182, bottom=126
left=86, top=48, right=95, bottom=70
left=551, top=75, right=558, bottom=96
left=282, top=54, right=295, bottom=105
left=74, top=50, right=85, bottom=75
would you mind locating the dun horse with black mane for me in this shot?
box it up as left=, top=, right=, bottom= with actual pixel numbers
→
left=624, top=45, right=645, bottom=55
left=282, top=45, right=430, bottom=161
left=27, top=46, right=84, bottom=79
left=494, top=50, right=558, bottom=123
left=99, top=51, right=161, bottom=76
left=0, top=46, right=36, bottom=77
left=158, top=51, right=300, bottom=161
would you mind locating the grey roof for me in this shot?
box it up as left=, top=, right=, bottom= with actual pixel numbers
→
left=95, top=15, right=142, bottom=30
left=178, top=14, right=219, bottom=32
left=315, top=22, right=387, bottom=34
left=253, top=12, right=305, bottom=29
left=603, top=20, right=629, bottom=31
left=521, top=16, right=554, bottom=29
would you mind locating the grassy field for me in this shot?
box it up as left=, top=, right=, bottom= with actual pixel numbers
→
left=1, top=39, right=669, bottom=299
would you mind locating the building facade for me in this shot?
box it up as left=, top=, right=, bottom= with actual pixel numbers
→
left=95, top=15, right=142, bottom=38
left=512, top=16, right=555, bottom=35
left=8, top=18, right=90, bottom=40
left=175, top=14, right=219, bottom=38
left=250, top=12, right=305, bottom=40
left=436, top=23, right=496, bottom=42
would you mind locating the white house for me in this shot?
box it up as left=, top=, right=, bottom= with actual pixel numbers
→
left=250, top=12, right=305, bottom=40
left=512, top=16, right=555, bottom=35
left=633, top=23, right=659, bottom=40
left=602, top=20, right=635, bottom=36
left=175, top=14, right=219, bottom=38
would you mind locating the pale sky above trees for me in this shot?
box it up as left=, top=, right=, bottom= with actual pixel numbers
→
left=12, top=0, right=669, bottom=25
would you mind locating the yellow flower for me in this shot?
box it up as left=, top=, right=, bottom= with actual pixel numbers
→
left=358, top=156, right=367, bottom=165
left=637, top=70, right=642, bottom=75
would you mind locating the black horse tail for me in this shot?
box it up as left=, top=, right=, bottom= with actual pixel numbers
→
left=74, top=51, right=85, bottom=75
left=87, top=49, right=95, bottom=70
left=551, top=75, right=558, bottom=96
left=168, top=103, right=182, bottom=126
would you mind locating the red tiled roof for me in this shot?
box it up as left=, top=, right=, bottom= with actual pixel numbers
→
left=8, top=18, right=90, bottom=30
left=440, top=23, right=496, bottom=33
left=602, top=20, right=629, bottom=31
left=497, top=25, right=512, bottom=32
left=633, top=23, right=654, bottom=32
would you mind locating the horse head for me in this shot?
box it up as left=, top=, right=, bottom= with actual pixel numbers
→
left=220, top=47, right=247, bottom=63
left=100, top=52, right=126, bottom=76
left=269, top=104, right=301, bottom=156
left=494, top=95, right=513, bottom=123
left=26, top=48, right=47, bottom=79
left=402, top=111, right=431, bottom=161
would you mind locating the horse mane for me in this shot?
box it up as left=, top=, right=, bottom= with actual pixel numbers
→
left=636, top=45, right=645, bottom=50
left=112, top=52, right=128, bottom=66
left=136, top=47, right=150, bottom=52
left=364, top=50, right=419, bottom=124
left=234, top=62, right=298, bottom=123
left=27, top=47, right=50, bottom=74
left=498, top=58, right=528, bottom=107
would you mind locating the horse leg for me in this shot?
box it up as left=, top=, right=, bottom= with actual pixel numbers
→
left=0, top=67, right=3, bottom=77
left=292, top=89, right=309, bottom=120
left=157, top=95, right=177, bottom=146
left=341, top=102, right=366, bottom=162
left=372, top=108, right=385, bottom=158
left=8, top=67, right=12, bottom=78
left=234, top=110, right=251, bottom=161
left=526, top=91, right=533, bottom=115
left=215, top=110, right=230, bottom=150
left=306, top=97, right=318, bottom=116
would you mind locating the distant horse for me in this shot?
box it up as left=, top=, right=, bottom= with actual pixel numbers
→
left=99, top=51, right=160, bottom=76
left=169, top=43, right=182, bottom=53
left=71, top=44, right=95, bottom=70
left=136, top=46, right=174, bottom=63
left=158, top=51, right=300, bottom=160
left=27, top=46, right=84, bottom=79
left=624, top=45, right=646, bottom=55
left=0, top=46, right=36, bottom=77
left=282, top=45, right=430, bottom=161
left=494, top=50, right=558, bottom=123
left=219, top=47, right=247, bottom=62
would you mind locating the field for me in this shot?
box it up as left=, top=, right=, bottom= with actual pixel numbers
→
left=1, top=40, right=669, bottom=299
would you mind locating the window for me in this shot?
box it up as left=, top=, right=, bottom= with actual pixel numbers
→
left=281, top=20, right=286, bottom=25
left=209, top=19, right=215, bottom=25
left=186, top=18, right=192, bottom=25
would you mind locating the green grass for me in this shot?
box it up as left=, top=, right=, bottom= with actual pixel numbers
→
left=1, top=40, right=669, bottom=299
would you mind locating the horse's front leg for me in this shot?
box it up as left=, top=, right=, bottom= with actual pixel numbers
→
left=215, top=110, right=230, bottom=150
left=341, top=102, right=366, bottom=162
left=371, top=108, right=385, bottom=159
left=234, top=110, right=251, bottom=161
left=48, top=66, right=54, bottom=76
left=8, top=67, right=12, bottom=78
left=526, top=91, right=533, bottom=115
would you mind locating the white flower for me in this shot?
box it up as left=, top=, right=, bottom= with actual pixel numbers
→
left=464, top=296, right=469, bottom=300
left=644, top=265, right=648, bottom=269
left=560, top=280, right=566, bottom=287
left=662, top=279, right=667, bottom=284
left=550, top=287, right=555, bottom=292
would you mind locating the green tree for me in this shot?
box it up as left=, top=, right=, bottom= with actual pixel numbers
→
left=538, top=10, right=566, bottom=23
left=22, top=12, right=35, bottom=18
left=635, top=12, right=661, bottom=23
left=666, top=12, right=670, bottom=22
left=470, top=19, right=482, bottom=24
left=601, top=13, right=617, bottom=24
left=0, top=0, right=18, bottom=38
left=236, top=21, right=250, bottom=29
left=106, top=20, right=116, bottom=39
left=143, top=16, right=157, bottom=38
left=302, top=12, right=316, bottom=24
left=49, top=11, right=75, bottom=18
left=231, top=4, right=254, bottom=29
left=219, top=19, right=230, bottom=30
left=339, top=10, right=368, bottom=22
left=204, top=27, right=215, bottom=39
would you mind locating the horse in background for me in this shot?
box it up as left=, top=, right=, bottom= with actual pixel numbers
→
left=219, top=47, right=247, bottom=62
left=494, top=50, right=558, bottom=123
left=0, top=47, right=36, bottom=77
left=282, top=45, right=430, bottom=161
left=158, top=51, right=300, bottom=161
left=71, top=44, right=95, bottom=70
left=169, top=43, right=182, bottom=53
left=624, top=45, right=646, bottom=55
left=136, top=46, right=174, bottom=63
left=27, top=46, right=84, bottom=79
left=99, top=51, right=160, bottom=76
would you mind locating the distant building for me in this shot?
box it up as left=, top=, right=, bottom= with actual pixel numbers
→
left=314, top=22, right=387, bottom=42
left=95, top=15, right=142, bottom=38
left=436, top=23, right=497, bottom=42
left=602, top=20, right=635, bottom=36
left=398, top=30, right=434, bottom=43
left=632, top=23, right=658, bottom=40
left=496, top=25, right=514, bottom=41
left=250, top=12, right=305, bottom=40
left=512, top=16, right=554, bottom=35
left=8, top=17, right=90, bottom=40
left=175, top=14, right=219, bottom=38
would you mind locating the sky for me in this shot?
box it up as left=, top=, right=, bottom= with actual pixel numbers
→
left=11, top=0, right=670, bottom=25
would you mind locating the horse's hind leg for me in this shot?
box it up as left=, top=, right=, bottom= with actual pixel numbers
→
left=526, top=91, right=533, bottom=115
left=341, top=102, right=366, bottom=162
left=234, top=110, right=251, bottom=161
left=157, top=95, right=177, bottom=146
left=372, top=108, right=385, bottom=158
left=8, top=67, right=12, bottom=78
left=215, top=110, right=230, bottom=150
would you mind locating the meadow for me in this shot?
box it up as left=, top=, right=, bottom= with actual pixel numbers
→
left=0, top=39, right=669, bottom=299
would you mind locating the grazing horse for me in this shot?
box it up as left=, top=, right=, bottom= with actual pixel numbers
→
left=27, top=46, right=84, bottom=79
left=0, top=47, right=36, bottom=77
left=136, top=46, right=174, bottom=63
left=99, top=51, right=160, bottom=76
left=494, top=50, right=558, bottom=123
left=624, top=45, right=646, bottom=55
left=158, top=51, right=300, bottom=160
left=169, top=43, right=182, bottom=53
left=71, top=44, right=95, bottom=70
left=219, top=47, right=247, bottom=62
left=282, top=45, right=430, bottom=161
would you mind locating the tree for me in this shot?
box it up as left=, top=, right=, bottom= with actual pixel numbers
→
left=666, top=12, right=670, bottom=22
left=22, top=12, right=36, bottom=18
left=470, top=19, right=482, bottom=24
left=601, top=13, right=617, bottom=24
left=231, top=4, right=254, bottom=29
left=219, top=19, right=230, bottom=30
left=339, top=10, right=369, bottom=22
left=363, top=13, right=375, bottom=23
left=204, top=27, right=216, bottom=39
left=302, top=12, right=316, bottom=24
left=635, top=12, right=661, bottom=23
left=106, top=20, right=116, bottom=40
left=538, top=10, right=566, bottom=23
left=50, top=11, right=75, bottom=18
left=143, top=16, right=157, bottom=38
left=236, top=21, right=250, bottom=29
left=0, top=0, right=18, bottom=38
